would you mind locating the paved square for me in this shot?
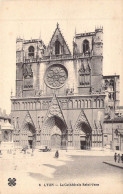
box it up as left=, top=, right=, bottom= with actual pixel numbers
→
left=0, top=150, right=123, bottom=194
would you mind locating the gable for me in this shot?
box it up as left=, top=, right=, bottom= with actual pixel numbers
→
left=74, top=109, right=91, bottom=131
left=43, top=94, right=67, bottom=127
left=45, top=23, right=71, bottom=56
left=22, top=111, right=35, bottom=128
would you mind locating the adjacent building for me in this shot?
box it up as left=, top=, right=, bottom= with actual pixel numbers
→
left=0, top=109, right=14, bottom=150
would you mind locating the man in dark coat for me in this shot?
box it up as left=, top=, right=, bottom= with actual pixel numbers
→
left=121, top=154, right=123, bottom=163
left=55, top=150, right=59, bottom=158
left=114, top=153, right=117, bottom=162
left=118, top=154, right=120, bottom=163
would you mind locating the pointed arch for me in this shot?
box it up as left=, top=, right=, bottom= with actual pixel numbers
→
left=68, top=100, right=73, bottom=109
left=81, top=100, right=85, bottom=108
left=83, top=39, right=89, bottom=53
left=42, top=115, right=67, bottom=149
left=74, top=109, right=92, bottom=150
left=28, top=46, right=34, bottom=57
left=74, top=100, right=78, bottom=108
left=55, top=40, right=61, bottom=55
left=100, top=99, right=104, bottom=108
left=22, top=111, right=35, bottom=129
left=88, top=99, right=91, bottom=108
left=97, top=99, right=100, bottom=108
left=74, top=109, right=92, bottom=133
left=43, top=94, right=67, bottom=127
left=78, top=100, right=81, bottom=108
left=85, top=100, right=88, bottom=108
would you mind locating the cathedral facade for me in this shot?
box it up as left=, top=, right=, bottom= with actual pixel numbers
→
left=11, top=24, right=120, bottom=150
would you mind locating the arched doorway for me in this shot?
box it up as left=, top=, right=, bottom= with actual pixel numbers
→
left=51, top=126, right=62, bottom=148
left=42, top=116, right=67, bottom=149
left=24, top=123, right=36, bottom=148
left=77, top=122, right=92, bottom=150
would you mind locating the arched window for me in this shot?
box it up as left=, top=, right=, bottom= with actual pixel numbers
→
left=93, top=100, right=97, bottom=108
left=28, top=102, right=30, bottom=110
left=109, top=79, right=114, bottom=91
left=28, top=46, right=34, bottom=57
left=83, top=39, right=89, bottom=53
left=85, top=100, right=88, bottom=108
left=3, top=131, right=9, bottom=142
left=78, top=100, right=81, bottom=108
left=88, top=100, right=91, bottom=108
left=97, top=100, right=100, bottom=108
left=74, top=100, right=78, bottom=109
left=55, top=40, right=60, bottom=55
left=68, top=100, right=73, bottom=109
left=100, top=99, right=104, bottom=108
left=82, top=100, right=85, bottom=108
left=105, top=80, right=109, bottom=90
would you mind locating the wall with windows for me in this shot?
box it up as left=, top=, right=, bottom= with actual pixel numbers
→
left=104, top=119, right=123, bottom=151
left=103, top=75, right=120, bottom=113
left=75, top=35, right=93, bottom=54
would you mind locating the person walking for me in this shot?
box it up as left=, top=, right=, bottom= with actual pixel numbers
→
left=114, top=153, right=117, bottom=162
left=55, top=150, right=59, bottom=158
left=121, top=154, right=123, bottom=163
left=118, top=154, right=120, bottom=163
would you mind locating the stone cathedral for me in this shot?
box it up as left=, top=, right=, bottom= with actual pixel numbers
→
left=11, top=24, right=120, bottom=150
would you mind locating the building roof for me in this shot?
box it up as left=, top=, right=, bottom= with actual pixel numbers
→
left=0, top=115, right=11, bottom=120
left=0, top=122, right=13, bottom=130
left=117, top=106, right=123, bottom=110
left=0, top=110, right=11, bottom=120
left=104, top=117, right=123, bottom=123
left=75, top=32, right=95, bottom=38
left=103, top=75, right=119, bottom=79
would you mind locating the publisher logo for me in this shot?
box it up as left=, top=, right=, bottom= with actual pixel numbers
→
left=8, top=178, right=16, bottom=187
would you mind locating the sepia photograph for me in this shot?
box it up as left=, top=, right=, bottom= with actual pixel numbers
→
left=0, top=0, right=123, bottom=194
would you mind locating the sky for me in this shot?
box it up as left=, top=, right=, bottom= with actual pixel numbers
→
left=0, top=0, right=123, bottom=114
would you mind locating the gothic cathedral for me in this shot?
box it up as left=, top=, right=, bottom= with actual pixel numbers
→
left=11, top=24, right=119, bottom=150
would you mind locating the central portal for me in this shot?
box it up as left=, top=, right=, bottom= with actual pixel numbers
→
left=51, top=134, right=61, bottom=148
left=42, top=116, right=67, bottom=149
left=51, top=125, right=62, bottom=148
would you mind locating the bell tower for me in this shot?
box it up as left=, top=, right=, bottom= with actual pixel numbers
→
left=91, top=27, right=103, bottom=92
left=16, top=38, right=46, bottom=97
left=93, top=27, right=103, bottom=56
left=16, top=37, right=24, bottom=97
left=73, top=26, right=103, bottom=94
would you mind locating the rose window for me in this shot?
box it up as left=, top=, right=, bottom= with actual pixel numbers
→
left=45, top=64, right=68, bottom=88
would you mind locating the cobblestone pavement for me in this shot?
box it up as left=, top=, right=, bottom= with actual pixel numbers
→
left=0, top=149, right=123, bottom=194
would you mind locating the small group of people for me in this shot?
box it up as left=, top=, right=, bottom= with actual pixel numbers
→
left=114, top=153, right=123, bottom=163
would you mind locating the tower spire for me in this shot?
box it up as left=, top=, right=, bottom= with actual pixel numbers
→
left=57, top=22, right=59, bottom=28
